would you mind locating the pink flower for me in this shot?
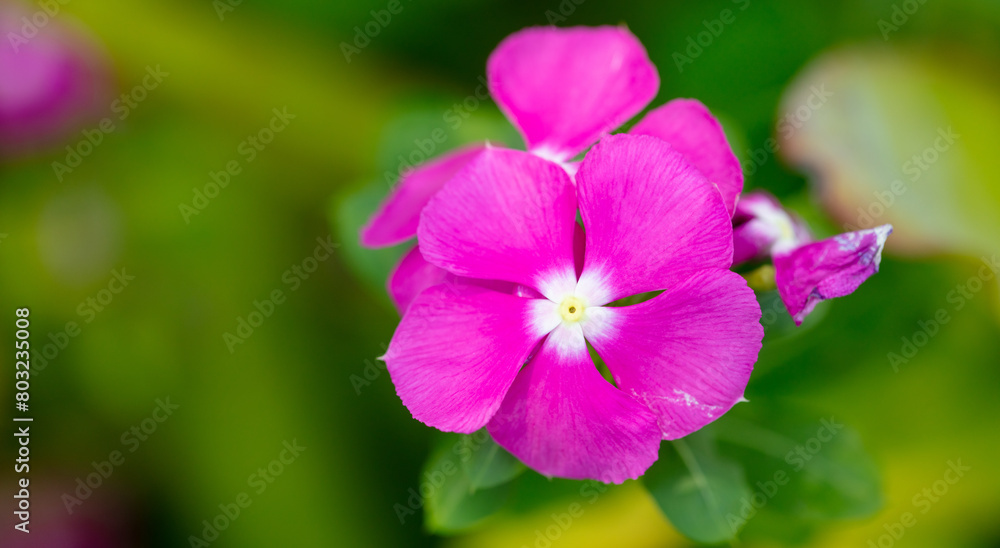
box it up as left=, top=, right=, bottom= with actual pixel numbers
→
left=0, top=3, right=113, bottom=160
left=360, top=25, right=744, bottom=313
left=733, top=191, right=892, bottom=325
left=383, top=134, right=763, bottom=483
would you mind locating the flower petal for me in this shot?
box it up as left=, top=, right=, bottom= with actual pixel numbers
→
left=575, top=134, right=734, bottom=305
left=360, top=144, right=486, bottom=248
left=487, top=26, right=659, bottom=163
left=387, top=246, right=449, bottom=313
left=387, top=245, right=521, bottom=313
left=487, top=324, right=661, bottom=483
left=583, top=270, right=762, bottom=440
left=774, top=225, right=892, bottom=325
left=0, top=3, right=113, bottom=159
left=384, top=285, right=550, bottom=433
left=419, top=147, right=578, bottom=299
left=732, top=191, right=811, bottom=265
left=631, top=99, right=743, bottom=215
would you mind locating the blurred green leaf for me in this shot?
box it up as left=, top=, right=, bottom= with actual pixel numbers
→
left=643, top=432, right=752, bottom=544
left=460, top=431, right=526, bottom=492
left=713, top=405, right=882, bottom=533
left=424, top=434, right=513, bottom=534
left=329, top=183, right=407, bottom=304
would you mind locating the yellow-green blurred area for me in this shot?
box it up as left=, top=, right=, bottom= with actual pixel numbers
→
left=1, top=0, right=999, bottom=546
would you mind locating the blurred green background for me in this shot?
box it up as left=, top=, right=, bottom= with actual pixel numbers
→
left=2, top=0, right=999, bottom=546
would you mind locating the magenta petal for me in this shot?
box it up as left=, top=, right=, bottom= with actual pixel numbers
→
left=488, top=26, right=659, bottom=162
left=419, top=147, right=578, bottom=299
left=631, top=99, right=743, bottom=216
left=488, top=325, right=660, bottom=483
left=384, top=285, right=549, bottom=433
left=0, top=5, right=113, bottom=159
left=387, top=246, right=449, bottom=313
left=387, top=245, right=519, bottom=313
left=360, top=144, right=486, bottom=248
left=576, top=134, right=733, bottom=304
left=774, top=225, right=892, bottom=325
left=584, top=270, right=762, bottom=439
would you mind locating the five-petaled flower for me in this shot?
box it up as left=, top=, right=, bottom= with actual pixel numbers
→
left=362, top=23, right=892, bottom=484
left=382, top=134, right=763, bottom=483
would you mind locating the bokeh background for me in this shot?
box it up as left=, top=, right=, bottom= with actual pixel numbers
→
left=2, top=0, right=999, bottom=546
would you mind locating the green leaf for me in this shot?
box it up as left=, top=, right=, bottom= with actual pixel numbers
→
left=713, top=406, right=882, bottom=525
left=459, top=430, right=526, bottom=491
left=643, top=431, right=753, bottom=544
left=328, top=182, right=406, bottom=303
left=423, top=433, right=513, bottom=534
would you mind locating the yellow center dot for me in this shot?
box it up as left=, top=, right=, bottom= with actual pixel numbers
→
left=559, top=296, right=586, bottom=323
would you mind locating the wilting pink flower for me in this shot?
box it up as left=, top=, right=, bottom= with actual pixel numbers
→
left=361, top=25, right=744, bottom=313
left=0, top=2, right=113, bottom=159
left=383, top=134, right=762, bottom=483
left=733, top=191, right=892, bottom=325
